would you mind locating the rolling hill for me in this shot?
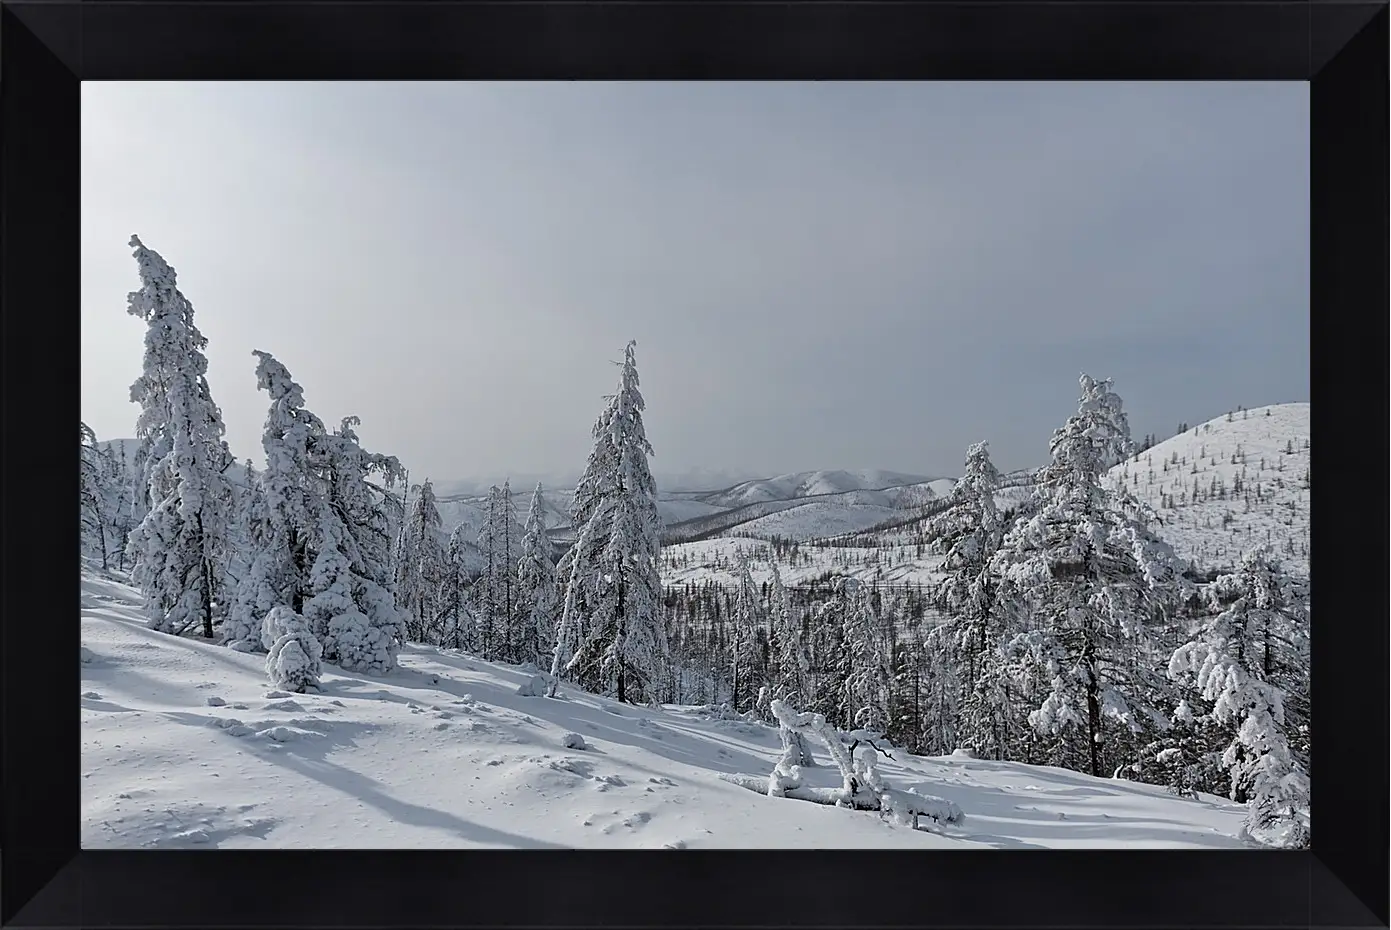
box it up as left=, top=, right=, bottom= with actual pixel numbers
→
left=1107, top=403, right=1309, bottom=578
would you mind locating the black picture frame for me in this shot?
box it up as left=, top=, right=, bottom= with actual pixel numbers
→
left=3, top=2, right=1386, bottom=927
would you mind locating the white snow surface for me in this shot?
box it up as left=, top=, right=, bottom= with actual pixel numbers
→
left=1107, top=403, right=1309, bottom=578
left=82, top=570, right=1249, bottom=849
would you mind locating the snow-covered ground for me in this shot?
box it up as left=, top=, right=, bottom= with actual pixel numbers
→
left=1108, top=403, right=1309, bottom=578
left=82, top=569, right=1249, bottom=849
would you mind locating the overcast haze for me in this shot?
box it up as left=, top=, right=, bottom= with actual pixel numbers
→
left=82, top=82, right=1309, bottom=488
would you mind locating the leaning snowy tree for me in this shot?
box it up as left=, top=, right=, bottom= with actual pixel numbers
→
left=303, top=417, right=410, bottom=675
left=1168, top=547, right=1310, bottom=848
left=557, top=341, right=666, bottom=703
left=223, top=351, right=328, bottom=652
left=516, top=483, right=560, bottom=668
left=992, top=374, right=1186, bottom=777
left=395, top=478, right=446, bottom=643
left=124, top=235, right=236, bottom=639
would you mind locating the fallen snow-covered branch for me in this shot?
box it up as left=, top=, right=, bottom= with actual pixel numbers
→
left=718, top=772, right=964, bottom=827
left=722, top=699, right=967, bottom=829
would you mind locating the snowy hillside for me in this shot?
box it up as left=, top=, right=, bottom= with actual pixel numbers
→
left=81, top=570, right=1249, bottom=849
left=699, top=469, right=938, bottom=509
left=1108, top=404, right=1309, bottom=578
left=735, top=501, right=903, bottom=541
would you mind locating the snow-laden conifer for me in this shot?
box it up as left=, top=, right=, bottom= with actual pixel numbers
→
left=124, top=236, right=236, bottom=638
left=840, top=579, right=892, bottom=734
left=80, top=422, right=111, bottom=570
left=992, top=374, right=1183, bottom=776
left=395, top=479, right=445, bottom=643
left=934, top=441, right=1010, bottom=755
left=438, top=525, right=476, bottom=651
left=516, top=483, right=559, bottom=668
left=475, top=484, right=521, bottom=659
left=729, top=553, right=765, bottom=713
left=767, top=561, right=810, bottom=708
left=303, top=417, right=409, bottom=675
left=560, top=341, right=665, bottom=703
left=263, top=605, right=323, bottom=693
left=1168, top=547, right=1309, bottom=847
left=223, top=351, right=326, bottom=651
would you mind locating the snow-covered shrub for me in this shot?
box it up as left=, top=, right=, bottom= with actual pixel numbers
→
left=262, top=606, right=322, bottom=693
left=516, top=674, right=548, bottom=697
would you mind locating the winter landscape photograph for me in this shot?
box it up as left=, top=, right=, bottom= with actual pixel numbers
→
left=80, top=81, right=1310, bottom=851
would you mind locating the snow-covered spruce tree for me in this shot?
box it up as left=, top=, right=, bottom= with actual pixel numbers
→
left=549, top=511, right=603, bottom=697
left=103, top=440, right=139, bottom=573
left=303, top=417, right=410, bottom=675
left=80, top=422, right=111, bottom=570
left=729, top=553, right=766, bottom=713
left=224, top=458, right=259, bottom=593
left=475, top=484, right=520, bottom=660
left=223, top=351, right=328, bottom=652
left=933, top=440, right=1009, bottom=755
left=262, top=605, right=323, bottom=693
left=516, top=483, right=560, bottom=668
left=839, top=579, right=893, bottom=734
left=124, top=235, right=236, bottom=639
left=437, top=525, right=477, bottom=651
left=1168, top=547, right=1310, bottom=847
left=552, top=358, right=624, bottom=687
left=395, top=479, right=446, bottom=643
left=992, top=374, right=1184, bottom=777
left=767, top=561, right=811, bottom=708
left=560, top=341, right=666, bottom=704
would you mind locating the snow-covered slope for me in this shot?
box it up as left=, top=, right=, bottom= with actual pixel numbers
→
left=81, top=570, right=1247, bottom=849
left=700, top=470, right=938, bottom=509
left=1108, top=403, right=1309, bottom=578
left=735, top=501, right=904, bottom=541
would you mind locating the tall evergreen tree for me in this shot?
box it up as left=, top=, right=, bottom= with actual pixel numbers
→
left=80, top=422, right=110, bottom=570
left=396, top=479, right=445, bottom=642
left=516, top=483, right=559, bottom=668
left=934, top=440, right=1008, bottom=755
left=557, top=341, right=665, bottom=703
left=124, top=235, right=235, bottom=638
left=304, top=417, right=409, bottom=675
left=223, top=351, right=326, bottom=652
left=438, top=525, right=476, bottom=651
left=767, top=561, right=810, bottom=707
left=1169, top=548, right=1310, bottom=847
left=729, top=553, right=765, bottom=713
left=840, top=579, right=892, bottom=733
left=475, top=484, right=520, bottom=659
left=993, top=374, right=1183, bottom=776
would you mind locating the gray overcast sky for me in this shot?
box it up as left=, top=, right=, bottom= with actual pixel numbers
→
left=82, top=82, right=1308, bottom=487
